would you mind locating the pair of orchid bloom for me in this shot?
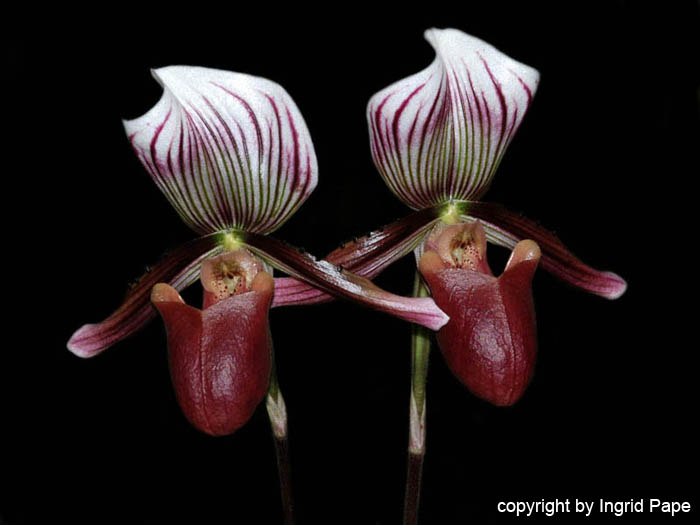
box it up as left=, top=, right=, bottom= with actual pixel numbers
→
left=68, top=28, right=625, bottom=438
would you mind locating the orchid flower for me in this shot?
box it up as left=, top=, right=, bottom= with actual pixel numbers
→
left=66, top=65, right=450, bottom=523
left=361, top=28, right=626, bottom=522
left=67, top=65, right=448, bottom=398
left=67, top=66, right=320, bottom=444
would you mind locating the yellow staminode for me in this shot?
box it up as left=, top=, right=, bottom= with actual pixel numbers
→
left=220, top=231, right=243, bottom=252
left=440, top=202, right=460, bottom=225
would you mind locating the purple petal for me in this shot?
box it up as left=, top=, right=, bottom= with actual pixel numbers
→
left=242, top=232, right=449, bottom=331
left=465, top=201, right=627, bottom=299
left=124, top=66, right=317, bottom=235
left=271, top=206, right=443, bottom=307
left=367, top=28, right=539, bottom=209
left=67, top=234, right=222, bottom=357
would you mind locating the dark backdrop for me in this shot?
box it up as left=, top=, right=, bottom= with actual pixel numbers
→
left=5, top=2, right=699, bottom=523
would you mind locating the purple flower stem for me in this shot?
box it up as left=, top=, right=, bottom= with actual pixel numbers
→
left=273, top=434, right=294, bottom=525
left=266, top=354, right=295, bottom=525
left=404, top=452, right=425, bottom=525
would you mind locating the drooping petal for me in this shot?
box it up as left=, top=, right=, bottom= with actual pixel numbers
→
left=67, top=234, right=223, bottom=357
left=418, top=239, right=541, bottom=406
left=124, top=66, right=317, bottom=235
left=152, top=272, right=273, bottom=436
left=368, top=28, right=539, bottom=210
left=241, top=232, right=449, bottom=330
left=462, top=201, right=627, bottom=299
left=271, top=205, right=444, bottom=307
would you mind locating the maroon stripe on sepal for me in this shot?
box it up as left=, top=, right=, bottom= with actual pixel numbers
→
left=466, top=201, right=627, bottom=299
left=67, top=234, right=222, bottom=357
left=271, top=206, right=444, bottom=307
left=242, top=231, right=449, bottom=330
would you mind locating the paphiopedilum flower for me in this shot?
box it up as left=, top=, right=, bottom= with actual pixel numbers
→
left=365, top=28, right=626, bottom=407
left=356, top=28, right=627, bottom=523
left=67, top=66, right=449, bottom=436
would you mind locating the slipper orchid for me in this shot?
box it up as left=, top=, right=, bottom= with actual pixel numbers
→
left=365, top=27, right=626, bottom=405
left=361, top=28, right=626, bottom=522
left=67, top=65, right=448, bottom=436
left=65, top=65, right=454, bottom=524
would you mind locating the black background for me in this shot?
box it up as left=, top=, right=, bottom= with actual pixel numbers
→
left=4, top=2, right=699, bottom=523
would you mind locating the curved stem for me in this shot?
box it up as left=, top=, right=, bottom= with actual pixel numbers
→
left=404, top=272, right=431, bottom=525
left=266, top=351, right=294, bottom=525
